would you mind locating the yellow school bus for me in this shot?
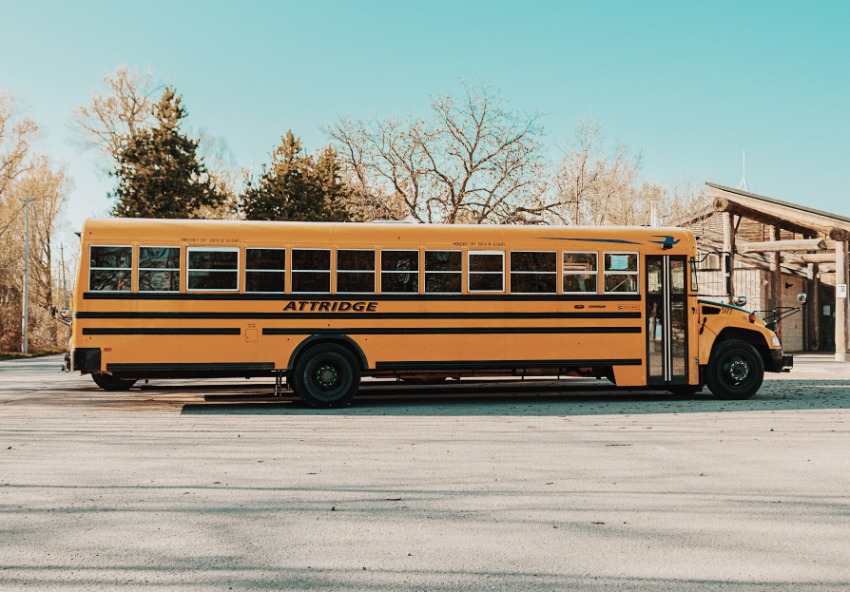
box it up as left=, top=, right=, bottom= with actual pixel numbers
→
left=65, top=218, right=792, bottom=407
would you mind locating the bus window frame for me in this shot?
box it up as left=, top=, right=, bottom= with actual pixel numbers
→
left=603, top=251, right=640, bottom=295
left=380, top=249, right=420, bottom=294
left=186, top=246, right=241, bottom=293
left=562, top=251, right=599, bottom=295
left=138, top=245, right=181, bottom=293
left=291, top=248, right=332, bottom=294
left=468, top=250, right=505, bottom=293
left=689, top=257, right=699, bottom=293
left=509, top=250, right=558, bottom=295
left=245, top=247, right=287, bottom=294
left=88, top=244, right=133, bottom=293
left=424, top=249, right=463, bottom=294
left=336, top=248, right=376, bottom=295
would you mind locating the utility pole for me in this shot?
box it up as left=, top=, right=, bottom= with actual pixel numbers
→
left=60, top=242, right=70, bottom=342
left=21, top=195, right=30, bottom=354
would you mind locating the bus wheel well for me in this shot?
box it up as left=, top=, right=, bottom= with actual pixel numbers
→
left=287, top=335, right=368, bottom=373
left=714, top=328, right=771, bottom=369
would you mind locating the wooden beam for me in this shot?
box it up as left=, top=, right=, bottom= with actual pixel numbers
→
left=793, top=253, right=838, bottom=264
left=771, top=226, right=782, bottom=342
left=811, top=264, right=820, bottom=350
left=697, top=237, right=809, bottom=276
left=737, top=238, right=827, bottom=253
left=711, top=197, right=824, bottom=237
left=830, top=227, right=850, bottom=242
left=709, top=187, right=850, bottom=236
left=836, top=239, right=849, bottom=361
left=723, top=211, right=735, bottom=304
left=808, top=264, right=818, bottom=350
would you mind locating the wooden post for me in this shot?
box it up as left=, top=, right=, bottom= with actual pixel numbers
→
left=810, top=264, right=820, bottom=351
left=723, top=212, right=735, bottom=304
left=835, top=239, right=849, bottom=362
left=771, top=226, right=782, bottom=342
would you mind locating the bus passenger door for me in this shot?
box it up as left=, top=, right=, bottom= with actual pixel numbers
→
left=646, top=256, right=688, bottom=385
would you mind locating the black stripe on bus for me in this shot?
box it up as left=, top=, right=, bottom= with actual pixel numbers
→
left=82, top=328, right=241, bottom=335
left=75, top=311, right=642, bottom=320
left=106, top=362, right=274, bottom=373
left=262, top=327, right=641, bottom=336
left=375, top=358, right=642, bottom=370
left=83, top=292, right=642, bottom=302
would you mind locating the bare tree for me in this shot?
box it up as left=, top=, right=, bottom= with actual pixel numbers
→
left=329, top=84, right=552, bottom=224
left=73, top=67, right=240, bottom=220
left=329, top=119, right=409, bottom=221
left=552, top=119, right=711, bottom=227
left=0, top=91, right=38, bottom=206
left=551, top=118, right=642, bottom=226
left=195, top=128, right=246, bottom=219
left=71, top=65, right=159, bottom=162
left=663, top=180, right=710, bottom=223
left=27, top=158, right=68, bottom=310
left=0, top=157, right=68, bottom=350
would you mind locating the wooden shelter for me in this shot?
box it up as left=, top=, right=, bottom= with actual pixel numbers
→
left=680, top=183, right=849, bottom=361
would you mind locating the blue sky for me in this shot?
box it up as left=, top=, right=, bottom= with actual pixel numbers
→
left=3, top=0, right=849, bottom=235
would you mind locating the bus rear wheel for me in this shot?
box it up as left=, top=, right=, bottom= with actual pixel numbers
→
left=705, top=339, right=764, bottom=400
left=91, top=373, right=137, bottom=391
left=291, top=343, right=360, bottom=408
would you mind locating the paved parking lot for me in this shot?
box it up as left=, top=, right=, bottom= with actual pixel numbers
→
left=1, top=354, right=849, bottom=591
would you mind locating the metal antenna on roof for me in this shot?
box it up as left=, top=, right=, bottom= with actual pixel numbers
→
left=737, top=151, right=748, bottom=191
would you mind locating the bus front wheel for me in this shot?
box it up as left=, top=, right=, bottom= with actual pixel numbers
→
left=291, top=343, right=361, bottom=408
left=705, top=339, right=764, bottom=400
left=91, top=373, right=137, bottom=391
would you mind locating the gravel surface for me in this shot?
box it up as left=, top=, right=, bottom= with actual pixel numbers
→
left=1, top=354, right=849, bottom=591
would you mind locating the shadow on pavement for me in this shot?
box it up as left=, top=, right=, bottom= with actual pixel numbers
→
left=179, top=376, right=850, bottom=417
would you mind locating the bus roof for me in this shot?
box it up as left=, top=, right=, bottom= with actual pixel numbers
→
left=80, top=218, right=696, bottom=251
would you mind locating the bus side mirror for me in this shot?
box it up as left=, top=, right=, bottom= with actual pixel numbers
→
left=733, top=295, right=747, bottom=307
left=797, top=292, right=807, bottom=305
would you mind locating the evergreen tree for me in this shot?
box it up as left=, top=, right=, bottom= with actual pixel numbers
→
left=311, top=145, right=352, bottom=222
left=241, top=131, right=350, bottom=221
left=111, top=87, right=222, bottom=218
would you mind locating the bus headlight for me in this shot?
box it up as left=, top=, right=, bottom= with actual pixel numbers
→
left=770, top=333, right=781, bottom=348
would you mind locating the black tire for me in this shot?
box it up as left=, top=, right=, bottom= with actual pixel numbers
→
left=91, top=373, right=137, bottom=391
left=291, top=343, right=361, bottom=408
left=705, top=339, right=764, bottom=400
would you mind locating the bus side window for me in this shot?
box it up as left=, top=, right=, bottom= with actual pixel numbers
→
left=338, top=249, right=375, bottom=293
left=468, top=251, right=504, bottom=293
left=139, top=246, right=180, bottom=292
left=563, top=251, right=598, bottom=294
left=246, top=248, right=286, bottom=293
left=89, top=245, right=132, bottom=292
left=187, top=248, right=240, bottom=291
left=424, top=250, right=462, bottom=293
left=292, top=249, right=331, bottom=293
left=603, top=252, right=639, bottom=294
left=381, top=250, right=419, bottom=293
left=510, top=251, right=557, bottom=293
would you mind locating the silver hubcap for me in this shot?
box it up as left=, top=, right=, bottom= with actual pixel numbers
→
left=726, top=358, right=750, bottom=384
left=315, top=364, right=338, bottom=388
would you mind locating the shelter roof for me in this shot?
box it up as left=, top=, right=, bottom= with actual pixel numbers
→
left=706, top=183, right=850, bottom=239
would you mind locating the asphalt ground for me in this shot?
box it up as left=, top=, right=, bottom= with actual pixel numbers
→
left=1, top=354, right=849, bottom=591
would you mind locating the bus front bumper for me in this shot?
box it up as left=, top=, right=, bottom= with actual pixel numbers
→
left=769, top=350, right=793, bottom=373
